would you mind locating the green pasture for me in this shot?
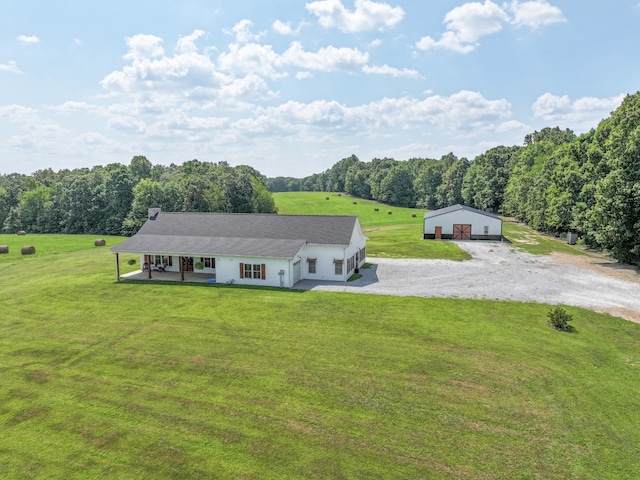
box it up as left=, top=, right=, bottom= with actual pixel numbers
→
left=1, top=234, right=640, bottom=479
left=274, top=192, right=470, bottom=260
left=275, top=192, right=588, bottom=259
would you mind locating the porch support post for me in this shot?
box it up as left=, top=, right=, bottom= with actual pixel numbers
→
left=115, top=253, right=120, bottom=281
left=145, top=254, right=152, bottom=279
left=180, top=256, right=185, bottom=281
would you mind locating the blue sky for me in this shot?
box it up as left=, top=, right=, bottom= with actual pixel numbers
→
left=1, top=1, right=638, bottom=178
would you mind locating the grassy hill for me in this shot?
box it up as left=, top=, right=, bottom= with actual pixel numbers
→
left=274, top=192, right=471, bottom=260
left=1, top=233, right=640, bottom=478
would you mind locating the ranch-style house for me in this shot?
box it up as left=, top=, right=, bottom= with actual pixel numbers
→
left=423, top=204, right=503, bottom=241
left=111, top=209, right=368, bottom=288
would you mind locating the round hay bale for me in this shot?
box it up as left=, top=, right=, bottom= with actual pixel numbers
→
left=94, top=238, right=106, bottom=247
left=388, top=211, right=392, bottom=215
left=17, top=230, right=26, bottom=236
left=0, top=245, right=8, bottom=254
left=21, top=245, right=36, bottom=255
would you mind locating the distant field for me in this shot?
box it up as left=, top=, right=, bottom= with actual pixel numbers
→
left=274, top=192, right=587, bottom=259
left=1, top=235, right=640, bottom=478
left=274, top=192, right=471, bottom=260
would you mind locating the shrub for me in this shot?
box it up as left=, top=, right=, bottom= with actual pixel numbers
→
left=547, top=306, right=573, bottom=331
left=127, top=259, right=136, bottom=266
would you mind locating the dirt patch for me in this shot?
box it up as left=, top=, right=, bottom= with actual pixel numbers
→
left=550, top=251, right=640, bottom=322
left=551, top=250, right=640, bottom=285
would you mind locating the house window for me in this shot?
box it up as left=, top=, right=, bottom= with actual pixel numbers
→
left=484, top=226, right=489, bottom=235
left=200, top=257, right=215, bottom=268
left=244, top=263, right=261, bottom=279
left=334, top=261, right=343, bottom=275
left=153, top=255, right=172, bottom=266
left=307, top=258, right=317, bottom=274
left=239, top=263, right=265, bottom=280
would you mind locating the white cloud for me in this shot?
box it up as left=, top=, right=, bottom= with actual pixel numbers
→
left=362, top=64, right=422, bottom=79
left=218, top=43, right=285, bottom=79
left=50, top=101, right=95, bottom=113
left=228, top=90, right=512, bottom=138
left=100, top=31, right=234, bottom=96
left=507, top=1, right=565, bottom=29
left=0, top=60, right=22, bottom=74
left=273, top=20, right=294, bottom=35
left=272, top=20, right=309, bottom=35
left=416, top=0, right=564, bottom=53
left=175, top=30, right=207, bottom=54
left=495, top=119, right=528, bottom=132
left=78, top=132, right=110, bottom=146
left=306, top=0, right=405, bottom=33
left=107, top=116, right=147, bottom=134
left=283, top=41, right=369, bottom=71
left=123, top=34, right=166, bottom=61
left=226, top=20, right=265, bottom=43
left=0, top=104, right=38, bottom=121
left=17, top=34, right=40, bottom=44
left=368, top=39, right=383, bottom=48
left=416, top=0, right=508, bottom=53
left=296, top=71, right=314, bottom=80
left=532, top=93, right=625, bottom=130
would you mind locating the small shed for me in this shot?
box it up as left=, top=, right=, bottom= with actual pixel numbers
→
left=424, top=204, right=502, bottom=241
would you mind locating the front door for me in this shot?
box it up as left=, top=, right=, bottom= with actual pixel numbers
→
left=435, top=226, right=442, bottom=240
left=453, top=224, right=471, bottom=240
left=181, top=256, right=194, bottom=272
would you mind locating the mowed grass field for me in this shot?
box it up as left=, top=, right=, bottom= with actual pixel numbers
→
left=1, top=221, right=640, bottom=478
left=274, top=192, right=471, bottom=260
left=274, top=192, right=588, bottom=259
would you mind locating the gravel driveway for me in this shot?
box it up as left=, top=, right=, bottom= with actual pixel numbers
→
left=295, top=241, right=640, bottom=322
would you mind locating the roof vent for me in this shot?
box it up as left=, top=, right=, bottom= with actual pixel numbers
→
left=148, top=208, right=161, bottom=220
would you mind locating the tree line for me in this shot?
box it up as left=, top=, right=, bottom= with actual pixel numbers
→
left=0, top=157, right=276, bottom=236
left=267, top=92, right=640, bottom=266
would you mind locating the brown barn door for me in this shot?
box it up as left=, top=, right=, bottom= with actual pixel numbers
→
left=435, top=226, right=442, bottom=239
left=453, top=224, right=471, bottom=240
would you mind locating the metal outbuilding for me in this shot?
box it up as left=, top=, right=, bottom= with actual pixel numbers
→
left=424, top=204, right=502, bottom=241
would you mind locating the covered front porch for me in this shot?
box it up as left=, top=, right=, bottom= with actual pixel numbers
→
left=113, top=252, right=218, bottom=283
left=119, top=269, right=219, bottom=284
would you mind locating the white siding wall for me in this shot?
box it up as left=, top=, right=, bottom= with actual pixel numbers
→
left=298, top=244, right=346, bottom=281
left=425, top=210, right=502, bottom=235
left=216, top=256, right=290, bottom=288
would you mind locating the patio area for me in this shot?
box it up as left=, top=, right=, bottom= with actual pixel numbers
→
left=119, top=269, right=219, bottom=284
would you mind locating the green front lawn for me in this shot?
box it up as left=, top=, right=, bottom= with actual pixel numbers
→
left=1, top=236, right=639, bottom=478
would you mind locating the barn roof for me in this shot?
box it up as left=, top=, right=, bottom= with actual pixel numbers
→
left=424, top=204, right=502, bottom=221
left=112, top=212, right=360, bottom=259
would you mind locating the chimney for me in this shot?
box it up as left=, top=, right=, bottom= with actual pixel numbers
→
left=148, top=208, right=161, bottom=220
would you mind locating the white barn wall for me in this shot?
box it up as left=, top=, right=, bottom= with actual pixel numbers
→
left=425, top=210, right=502, bottom=236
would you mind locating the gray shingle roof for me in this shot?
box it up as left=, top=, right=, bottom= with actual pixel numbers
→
left=112, top=212, right=359, bottom=258
left=424, top=204, right=501, bottom=220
